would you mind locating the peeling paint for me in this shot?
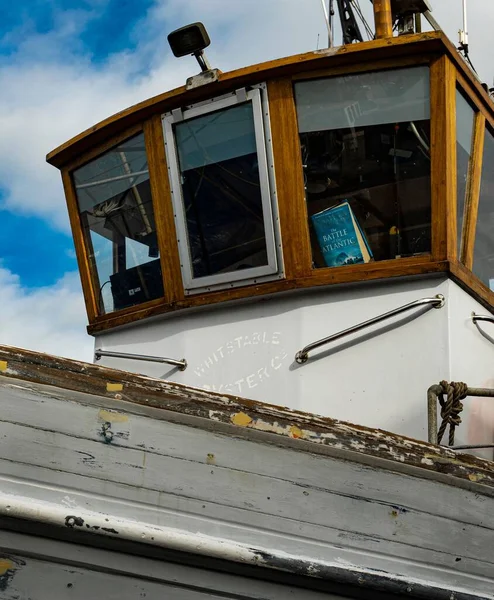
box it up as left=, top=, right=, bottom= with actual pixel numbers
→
left=468, top=473, right=485, bottom=483
left=289, top=425, right=303, bottom=439
left=231, top=412, right=253, bottom=427
left=0, top=558, right=17, bottom=592
left=0, top=559, right=14, bottom=576
left=98, top=409, right=128, bottom=423
left=106, top=382, right=123, bottom=392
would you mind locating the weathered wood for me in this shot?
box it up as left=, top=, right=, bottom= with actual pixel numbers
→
left=0, top=531, right=339, bottom=600
left=1, top=343, right=494, bottom=490
left=1, top=373, right=494, bottom=598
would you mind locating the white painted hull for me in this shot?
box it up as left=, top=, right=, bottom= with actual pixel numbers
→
left=0, top=368, right=493, bottom=599
left=95, top=277, right=494, bottom=447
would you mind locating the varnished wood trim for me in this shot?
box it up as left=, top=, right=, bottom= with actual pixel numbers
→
left=292, top=54, right=430, bottom=81
left=456, top=71, right=494, bottom=130
left=62, top=169, right=98, bottom=321
left=47, top=33, right=449, bottom=169
left=268, top=79, right=312, bottom=278
left=449, top=260, right=494, bottom=315
left=430, top=55, right=456, bottom=261
left=87, top=256, right=446, bottom=334
left=143, top=115, right=184, bottom=303
left=65, top=124, right=143, bottom=172
left=461, top=113, right=486, bottom=268
left=456, top=72, right=485, bottom=114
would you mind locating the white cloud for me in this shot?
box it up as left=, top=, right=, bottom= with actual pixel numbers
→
left=1, top=0, right=492, bottom=229
left=0, top=266, right=93, bottom=361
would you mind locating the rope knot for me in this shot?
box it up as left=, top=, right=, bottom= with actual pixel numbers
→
left=437, top=380, right=468, bottom=446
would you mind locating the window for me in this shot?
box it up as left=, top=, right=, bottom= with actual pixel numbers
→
left=73, top=132, right=163, bottom=314
left=456, top=91, right=475, bottom=258
left=473, top=127, right=494, bottom=291
left=163, top=86, right=280, bottom=292
left=295, top=66, right=431, bottom=269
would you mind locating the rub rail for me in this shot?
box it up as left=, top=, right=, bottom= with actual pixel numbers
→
left=95, top=349, right=187, bottom=371
left=295, top=294, right=445, bottom=364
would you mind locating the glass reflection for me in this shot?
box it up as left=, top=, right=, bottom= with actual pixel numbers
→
left=295, top=67, right=432, bottom=269
left=473, top=128, right=494, bottom=290
left=456, top=91, right=475, bottom=258
left=73, top=133, right=163, bottom=314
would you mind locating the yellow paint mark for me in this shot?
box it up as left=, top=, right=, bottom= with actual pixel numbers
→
left=0, top=361, right=7, bottom=373
left=231, top=412, right=253, bottom=427
left=207, top=453, right=215, bottom=465
left=0, top=559, right=14, bottom=575
left=106, top=382, right=123, bottom=393
left=98, top=409, right=128, bottom=423
left=468, top=473, right=485, bottom=483
left=290, top=426, right=303, bottom=439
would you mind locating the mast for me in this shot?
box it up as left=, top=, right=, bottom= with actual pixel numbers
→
left=373, top=0, right=393, bottom=38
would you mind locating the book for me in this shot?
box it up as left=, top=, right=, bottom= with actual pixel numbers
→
left=310, top=202, right=373, bottom=268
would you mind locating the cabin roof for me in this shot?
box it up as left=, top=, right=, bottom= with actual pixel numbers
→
left=2, top=342, right=494, bottom=493
left=46, top=30, right=493, bottom=170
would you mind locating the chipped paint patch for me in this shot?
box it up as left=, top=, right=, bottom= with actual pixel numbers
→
left=106, top=382, right=123, bottom=392
left=0, top=361, right=7, bottom=373
left=314, top=46, right=342, bottom=56
left=468, top=473, right=485, bottom=483
left=98, top=409, right=128, bottom=423
left=0, top=559, right=14, bottom=576
left=290, top=425, right=303, bottom=439
left=231, top=412, right=253, bottom=427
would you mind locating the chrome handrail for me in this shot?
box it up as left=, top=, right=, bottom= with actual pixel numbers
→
left=295, top=294, right=445, bottom=364
left=95, top=349, right=187, bottom=371
left=472, top=313, right=494, bottom=325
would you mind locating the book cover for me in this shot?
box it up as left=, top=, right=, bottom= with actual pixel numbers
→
left=310, top=202, right=373, bottom=268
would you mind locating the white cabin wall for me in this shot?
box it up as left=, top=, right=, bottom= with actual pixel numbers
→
left=95, top=276, right=450, bottom=441
left=446, top=280, right=494, bottom=458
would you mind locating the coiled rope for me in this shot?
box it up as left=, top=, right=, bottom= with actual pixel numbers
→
left=437, top=380, right=468, bottom=446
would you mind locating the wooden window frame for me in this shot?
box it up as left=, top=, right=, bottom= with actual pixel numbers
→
left=59, top=48, right=494, bottom=336
left=448, top=77, right=494, bottom=309
left=64, top=123, right=184, bottom=322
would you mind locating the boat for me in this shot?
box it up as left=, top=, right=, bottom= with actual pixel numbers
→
left=1, top=1, right=493, bottom=597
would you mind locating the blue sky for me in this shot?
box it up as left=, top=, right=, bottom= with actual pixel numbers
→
left=0, top=0, right=491, bottom=359
left=0, top=0, right=155, bottom=288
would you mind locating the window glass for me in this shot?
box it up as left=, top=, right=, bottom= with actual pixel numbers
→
left=73, top=132, right=163, bottom=314
left=295, top=66, right=431, bottom=268
left=170, top=99, right=275, bottom=283
left=473, top=128, right=494, bottom=290
left=456, top=91, right=475, bottom=257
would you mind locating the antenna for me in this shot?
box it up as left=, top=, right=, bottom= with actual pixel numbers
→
left=457, top=0, right=478, bottom=75
left=320, top=0, right=334, bottom=47
left=458, top=0, right=469, bottom=52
